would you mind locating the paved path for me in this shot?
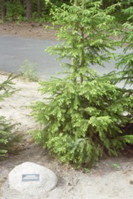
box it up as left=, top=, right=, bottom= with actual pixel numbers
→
left=0, top=36, right=63, bottom=80
left=0, top=36, right=132, bottom=85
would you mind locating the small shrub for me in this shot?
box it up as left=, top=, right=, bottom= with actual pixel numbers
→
left=0, top=74, right=21, bottom=159
left=0, top=74, right=16, bottom=101
left=19, top=60, right=39, bottom=82
left=0, top=116, right=20, bottom=159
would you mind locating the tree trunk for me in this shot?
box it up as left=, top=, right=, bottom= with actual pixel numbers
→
left=26, top=0, right=32, bottom=20
left=20, top=0, right=24, bottom=6
left=2, top=0, right=7, bottom=19
left=37, top=0, right=42, bottom=18
left=74, top=0, right=79, bottom=6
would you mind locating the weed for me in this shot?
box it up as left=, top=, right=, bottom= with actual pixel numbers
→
left=19, top=60, right=39, bottom=82
left=111, top=163, right=120, bottom=169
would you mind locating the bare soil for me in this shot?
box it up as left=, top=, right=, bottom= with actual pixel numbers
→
left=0, top=23, right=133, bottom=199
left=0, top=22, right=57, bottom=40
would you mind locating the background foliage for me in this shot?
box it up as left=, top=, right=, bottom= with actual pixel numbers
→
left=0, top=0, right=133, bottom=22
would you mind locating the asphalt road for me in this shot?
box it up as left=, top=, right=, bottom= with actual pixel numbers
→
left=0, top=36, right=132, bottom=86
left=0, top=36, right=63, bottom=80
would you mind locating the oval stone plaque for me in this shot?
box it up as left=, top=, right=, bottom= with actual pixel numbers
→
left=8, top=162, right=58, bottom=196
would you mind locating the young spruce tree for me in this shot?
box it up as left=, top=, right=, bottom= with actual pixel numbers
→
left=32, top=0, right=133, bottom=167
left=0, top=75, right=19, bottom=159
left=115, top=4, right=133, bottom=137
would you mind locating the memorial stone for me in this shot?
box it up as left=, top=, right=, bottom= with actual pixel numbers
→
left=8, top=162, right=58, bottom=196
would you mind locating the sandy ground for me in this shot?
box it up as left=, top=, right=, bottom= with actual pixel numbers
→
left=0, top=23, right=133, bottom=199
